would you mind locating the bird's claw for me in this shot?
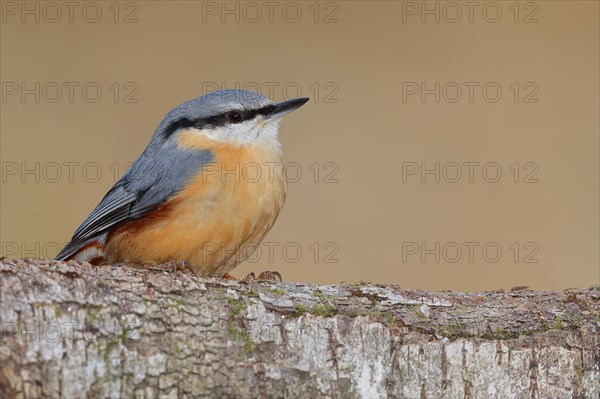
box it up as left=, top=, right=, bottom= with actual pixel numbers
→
left=151, top=260, right=195, bottom=274
left=239, top=272, right=256, bottom=283
left=222, top=273, right=237, bottom=281
left=259, top=270, right=282, bottom=282
left=241, top=270, right=282, bottom=283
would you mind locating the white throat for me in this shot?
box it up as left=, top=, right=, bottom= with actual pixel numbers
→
left=201, top=116, right=283, bottom=150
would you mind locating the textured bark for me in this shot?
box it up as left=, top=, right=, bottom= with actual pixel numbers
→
left=0, top=259, right=599, bottom=399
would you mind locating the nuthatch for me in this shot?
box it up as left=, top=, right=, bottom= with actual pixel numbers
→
left=56, top=90, right=309, bottom=277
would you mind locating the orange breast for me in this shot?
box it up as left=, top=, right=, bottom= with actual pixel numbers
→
left=105, top=130, right=287, bottom=276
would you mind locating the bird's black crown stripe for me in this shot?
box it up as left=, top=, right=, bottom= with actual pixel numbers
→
left=163, top=104, right=276, bottom=138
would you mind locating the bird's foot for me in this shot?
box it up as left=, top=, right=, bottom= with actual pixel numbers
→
left=113, top=261, right=143, bottom=269
left=241, top=271, right=283, bottom=283
left=150, top=260, right=195, bottom=274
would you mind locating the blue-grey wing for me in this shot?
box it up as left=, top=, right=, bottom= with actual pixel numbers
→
left=56, top=144, right=213, bottom=260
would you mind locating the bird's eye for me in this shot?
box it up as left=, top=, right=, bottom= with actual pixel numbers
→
left=226, top=111, right=243, bottom=124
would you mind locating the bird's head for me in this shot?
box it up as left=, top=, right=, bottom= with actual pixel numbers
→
left=154, top=90, right=309, bottom=150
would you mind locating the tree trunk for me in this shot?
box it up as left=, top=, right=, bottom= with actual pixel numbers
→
left=1, top=259, right=598, bottom=398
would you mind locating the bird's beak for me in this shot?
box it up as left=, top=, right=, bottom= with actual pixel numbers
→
left=266, top=97, right=310, bottom=120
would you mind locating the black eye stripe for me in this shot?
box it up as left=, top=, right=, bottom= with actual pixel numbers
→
left=163, top=117, right=197, bottom=137
left=256, top=104, right=276, bottom=116
left=233, top=105, right=276, bottom=122
left=163, top=104, right=276, bottom=137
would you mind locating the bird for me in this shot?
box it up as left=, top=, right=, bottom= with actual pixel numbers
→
left=56, top=89, right=309, bottom=278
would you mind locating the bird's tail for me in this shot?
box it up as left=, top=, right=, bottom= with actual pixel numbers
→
left=56, top=233, right=108, bottom=265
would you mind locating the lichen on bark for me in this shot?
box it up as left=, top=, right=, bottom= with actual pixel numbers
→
left=1, top=259, right=599, bottom=398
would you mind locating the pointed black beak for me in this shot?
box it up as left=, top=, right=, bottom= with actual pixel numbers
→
left=266, top=97, right=310, bottom=119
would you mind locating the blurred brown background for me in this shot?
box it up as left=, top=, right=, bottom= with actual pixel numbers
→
left=1, top=1, right=598, bottom=291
